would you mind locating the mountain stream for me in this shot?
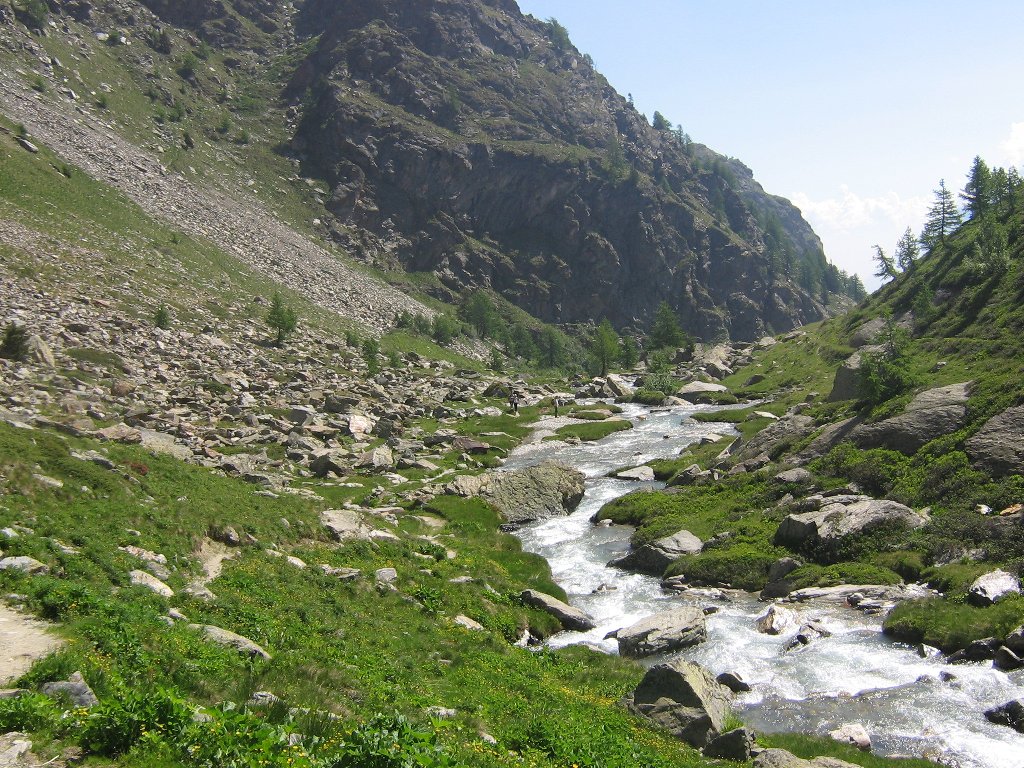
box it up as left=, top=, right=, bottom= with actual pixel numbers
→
left=505, top=403, right=1024, bottom=768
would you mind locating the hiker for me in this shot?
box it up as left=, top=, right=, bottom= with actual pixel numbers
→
left=553, top=397, right=559, bottom=417
left=509, top=391, right=520, bottom=415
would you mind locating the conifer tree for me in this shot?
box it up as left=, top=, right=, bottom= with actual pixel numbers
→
left=894, top=227, right=920, bottom=272
left=920, top=179, right=963, bottom=252
left=647, top=301, right=687, bottom=349
left=872, top=245, right=898, bottom=282
left=961, top=156, right=993, bottom=220
left=589, top=319, right=620, bottom=377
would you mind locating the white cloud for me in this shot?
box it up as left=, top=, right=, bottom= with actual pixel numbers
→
left=789, top=186, right=930, bottom=292
left=790, top=186, right=928, bottom=234
left=998, top=122, right=1024, bottom=168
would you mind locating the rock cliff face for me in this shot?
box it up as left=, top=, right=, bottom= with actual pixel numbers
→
left=286, top=0, right=856, bottom=340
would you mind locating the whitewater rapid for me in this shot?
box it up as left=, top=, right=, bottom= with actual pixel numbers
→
left=506, top=402, right=1024, bottom=768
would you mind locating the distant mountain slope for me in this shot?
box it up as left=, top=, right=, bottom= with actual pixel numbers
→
left=285, top=0, right=861, bottom=340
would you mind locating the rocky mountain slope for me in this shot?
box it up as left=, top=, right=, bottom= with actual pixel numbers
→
left=5, top=0, right=860, bottom=344
left=286, top=0, right=862, bottom=339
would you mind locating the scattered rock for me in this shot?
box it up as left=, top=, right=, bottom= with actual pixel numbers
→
left=0, top=556, right=49, bottom=575
left=615, top=465, right=655, bottom=482
left=993, top=645, right=1023, bottom=671
left=716, top=671, right=752, bottom=693
left=754, top=747, right=860, bottom=767
left=828, top=722, right=871, bottom=751
left=609, top=529, right=703, bottom=575
left=470, top=462, right=586, bottom=524
left=41, top=671, right=98, bottom=708
left=452, top=615, right=484, bottom=631
left=129, top=569, right=173, bottom=597
left=849, top=383, right=971, bottom=454
left=774, top=498, right=927, bottom=560
left=984, top=699, right=1024, bottom=733
left=704, top=727, right=757, bottom=761
left=320, top=509, right=375, bottom=541
left=966, top=405, right=1024, bottom=477
left=786, top=621, right=832, bottom=650
left=774, top=468, right=812, bottom=484
left=755, top=605, right=798, bottom=635
left=192, top=624, right=271, bottom=660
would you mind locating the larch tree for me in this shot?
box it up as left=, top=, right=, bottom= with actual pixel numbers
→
left=961, top=155, right=993, bottom=220
left=920, top=179, right=963, bottom=252
left=872, top=245, right=898, bottom=282
left=894, top=227, right=921, bottom=272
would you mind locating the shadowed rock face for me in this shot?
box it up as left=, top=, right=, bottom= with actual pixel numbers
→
left=287, top=0, right=850, bottom=341
left=966, top=405, right=1024, bottom=477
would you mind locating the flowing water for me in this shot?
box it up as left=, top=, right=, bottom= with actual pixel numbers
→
left=506, top=403, right=1024, bottom=768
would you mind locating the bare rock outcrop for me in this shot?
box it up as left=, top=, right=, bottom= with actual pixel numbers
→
left=966, top=405, right=1024, bottom=477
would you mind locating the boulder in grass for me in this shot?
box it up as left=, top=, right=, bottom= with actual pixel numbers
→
left=192, top=624, right=271, bottom=660
left=966, top=569, right=1020, bottom=607
left=626, top=659, right=733, bottom=748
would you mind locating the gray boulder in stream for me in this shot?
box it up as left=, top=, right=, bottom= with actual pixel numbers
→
left=626, top=659, right=732, bottom=748
left=608, top=529, right=703, bottom=575
left=617, top=606, right=707, bottom=657
left=450, top=461, right=585, bottom=524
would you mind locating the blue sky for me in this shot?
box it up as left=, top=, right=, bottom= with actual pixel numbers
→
left=515, top=0, right=1024, bottom=290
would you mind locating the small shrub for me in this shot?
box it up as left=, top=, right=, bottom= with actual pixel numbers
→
left=177, top=52, right=199, bottom=79
left=344, top=329, right=360, bottom=348
left=0, top=323, right=30, bottom=361
left=31, top=75, right=46, bottom=92
left=265, top=292, right=298, bottom=345
left=362, top=337, right=380, bottom=375
left=153, top=305, right=171, bottom=329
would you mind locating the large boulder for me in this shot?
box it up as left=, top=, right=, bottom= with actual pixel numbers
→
left=476, top=462, right=586, bottom=524
left=967, top=570, right=1021, bottom=607
left=827, top=350, right=870, bottom=402
left=626, top=659, right=733, bottom=748
left=609, top=529, right=703, bottom=575
left=774, top=498, right=928, bottom=561
left=730, top=415, right=815, bottom=464
left=966, top=405, right=1024, bottom=477
left=616, top=606, right=707, bottom=658
left=849, top=383, right=970, bottom=454
left=520, top=589, right=595, bottom=631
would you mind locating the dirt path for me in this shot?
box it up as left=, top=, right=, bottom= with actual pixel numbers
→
left=0, top=604, right=63, bottom=686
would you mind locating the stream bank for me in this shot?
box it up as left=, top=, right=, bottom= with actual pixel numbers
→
left=506, top=402, right=1024, bottom=768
